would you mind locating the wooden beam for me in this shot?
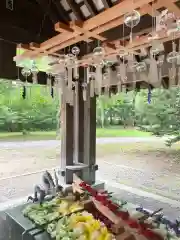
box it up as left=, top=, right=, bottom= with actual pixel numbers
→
left=69, top=21, right=107, bottom=42
left=29, top=42, right=40, bottom=50
left=55, top=21, right=92, bottom=42
left=55, top=22, right=74, bottom=33
left=129, top=32, right=180, bottom=51
left=16, top=0, right=170, bottom=60
left=16, top=1, right=155, bottom=59
left=162, top=0, right=180, bottom=16
left=83, top=0, right=154, bottom=31
left=47, top=21, right=116, bottom=54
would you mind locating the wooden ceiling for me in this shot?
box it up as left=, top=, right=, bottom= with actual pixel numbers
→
left=0, top=0, right=121, bottom=44
left=1, top=0, right=180, bottom=83
left=12, top=0, right=180, bottom=62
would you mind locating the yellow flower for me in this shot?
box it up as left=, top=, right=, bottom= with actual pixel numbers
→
left=101, top=227, right=108, bottom=235
left=104, top=233, right=114, bottom=240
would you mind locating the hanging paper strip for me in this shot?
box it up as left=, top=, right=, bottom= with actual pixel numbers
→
left=117, top=82, right=122, bottom=93
left=47, top=74, right=52, bottom=87
left=32, top=73, right=38, bottom=84
left=67, top=67, right=73, bottom=89
left=73, top=61, right=79, bottom=80
left=148, top=55, right=159, bottom=87
left=95, top=65, right=103, bottom=96
left=168, top=66, right=176, bottom=87
left=158, top=66, right=162, bottom=85
left=82, top=79, right=87, bottom=102
left=105, top=67, right=111, bottom=96
left=64, top=69, right=68, bottom=85
left=86, top=66, right=90, bottom=84
left=132, top=72, right=136, bottom=90
left=90, top=79, right=95, bottom=98
left=119, top=63, right=127, bottom=83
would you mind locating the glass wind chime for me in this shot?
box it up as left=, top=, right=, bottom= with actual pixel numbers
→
left=15, top=7, right=143, bottom=103
left=16, top=7, right=180, bottom=106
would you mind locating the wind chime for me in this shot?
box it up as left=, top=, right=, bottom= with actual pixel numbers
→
left=15, top=3, right=180, bottom=106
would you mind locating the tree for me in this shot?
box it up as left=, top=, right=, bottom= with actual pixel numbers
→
left=0, top=80, right=59, bottom=133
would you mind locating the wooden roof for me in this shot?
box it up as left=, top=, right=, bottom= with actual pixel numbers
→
left=13, top=0, right=180, bottom=59
left=0, top=0, right=180, bottom=83
left=0, top=0, right=122, bottom=44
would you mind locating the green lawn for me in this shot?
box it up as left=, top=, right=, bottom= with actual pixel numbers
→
left=96, top=128, right=151, bottom=138
left=0, top=128, right=151, bottom=141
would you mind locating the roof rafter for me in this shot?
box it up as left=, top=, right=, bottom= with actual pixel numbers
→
left=83, top=0, right=154, bottom=31
left=162, top=0, right=180, bottom=16
left=52, top=0, right=70, bottom=22
left=15, top=0, right=155, bottom=60
left=83, top=0, right=98, bottom=16
left=101, top=0, right=113, bottom=9
left=36, top=0, right=59, bottom=24
left=66, top=0, right=84, bottom=20
left=69, top=21, right=108, bottom=42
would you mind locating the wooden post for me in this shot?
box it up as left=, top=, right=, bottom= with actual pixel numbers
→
left=60, top=93, right=74, bottom=184
left=83, top=83, right=97, bottom=184
left=73, top=66, right=97, bottom=184
left=73, top=80, right=85, bottom=180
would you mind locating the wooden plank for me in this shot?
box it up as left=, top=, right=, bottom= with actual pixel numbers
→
left=14, top=0, right=167, bottom=60
left=83, top=0, right=154, bottom=31
left=70, top=20, right=107, bottom=41
left=92, top=198, right=121, bottom=224
left=55, top=22, right=74, bottom=33
left=17, top=43, right=31, bottom=50
left=42, top=21, right=116, bottom=54
left=163, top=0, right=180, bottom=16
left=15, top=0, right=156, bottom=59
left=89, top=1, right=162, bottom=37
left=55, top=21, right=93, bottom=42
left=29, top=42, right=40, bottom=50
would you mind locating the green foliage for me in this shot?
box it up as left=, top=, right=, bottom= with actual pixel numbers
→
left=96, top=92, right=136, bottom=128
left=0, top=80, right=59, bottom=132
left=96, top=87, right=180, bottom=146
left=1, top=79, right=180, bottom=146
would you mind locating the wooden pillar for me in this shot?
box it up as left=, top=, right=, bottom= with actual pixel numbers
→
left=89, top=94, right=97, bottom=183
left=60, top=69, right=97, bottom=184
left=83, top=84, right=97, bottom=184
left=60, top=93, right=74, bottom=184
left=74, top=81, right=84, bottom=164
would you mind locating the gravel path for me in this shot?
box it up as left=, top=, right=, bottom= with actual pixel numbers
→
left=0, top=137, right=160, bottom=148
left=0, top=159, right=179, bottom=205
left=0, top=138, right=179, bottom=221
left=98, top=161, right=180, bottom=201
